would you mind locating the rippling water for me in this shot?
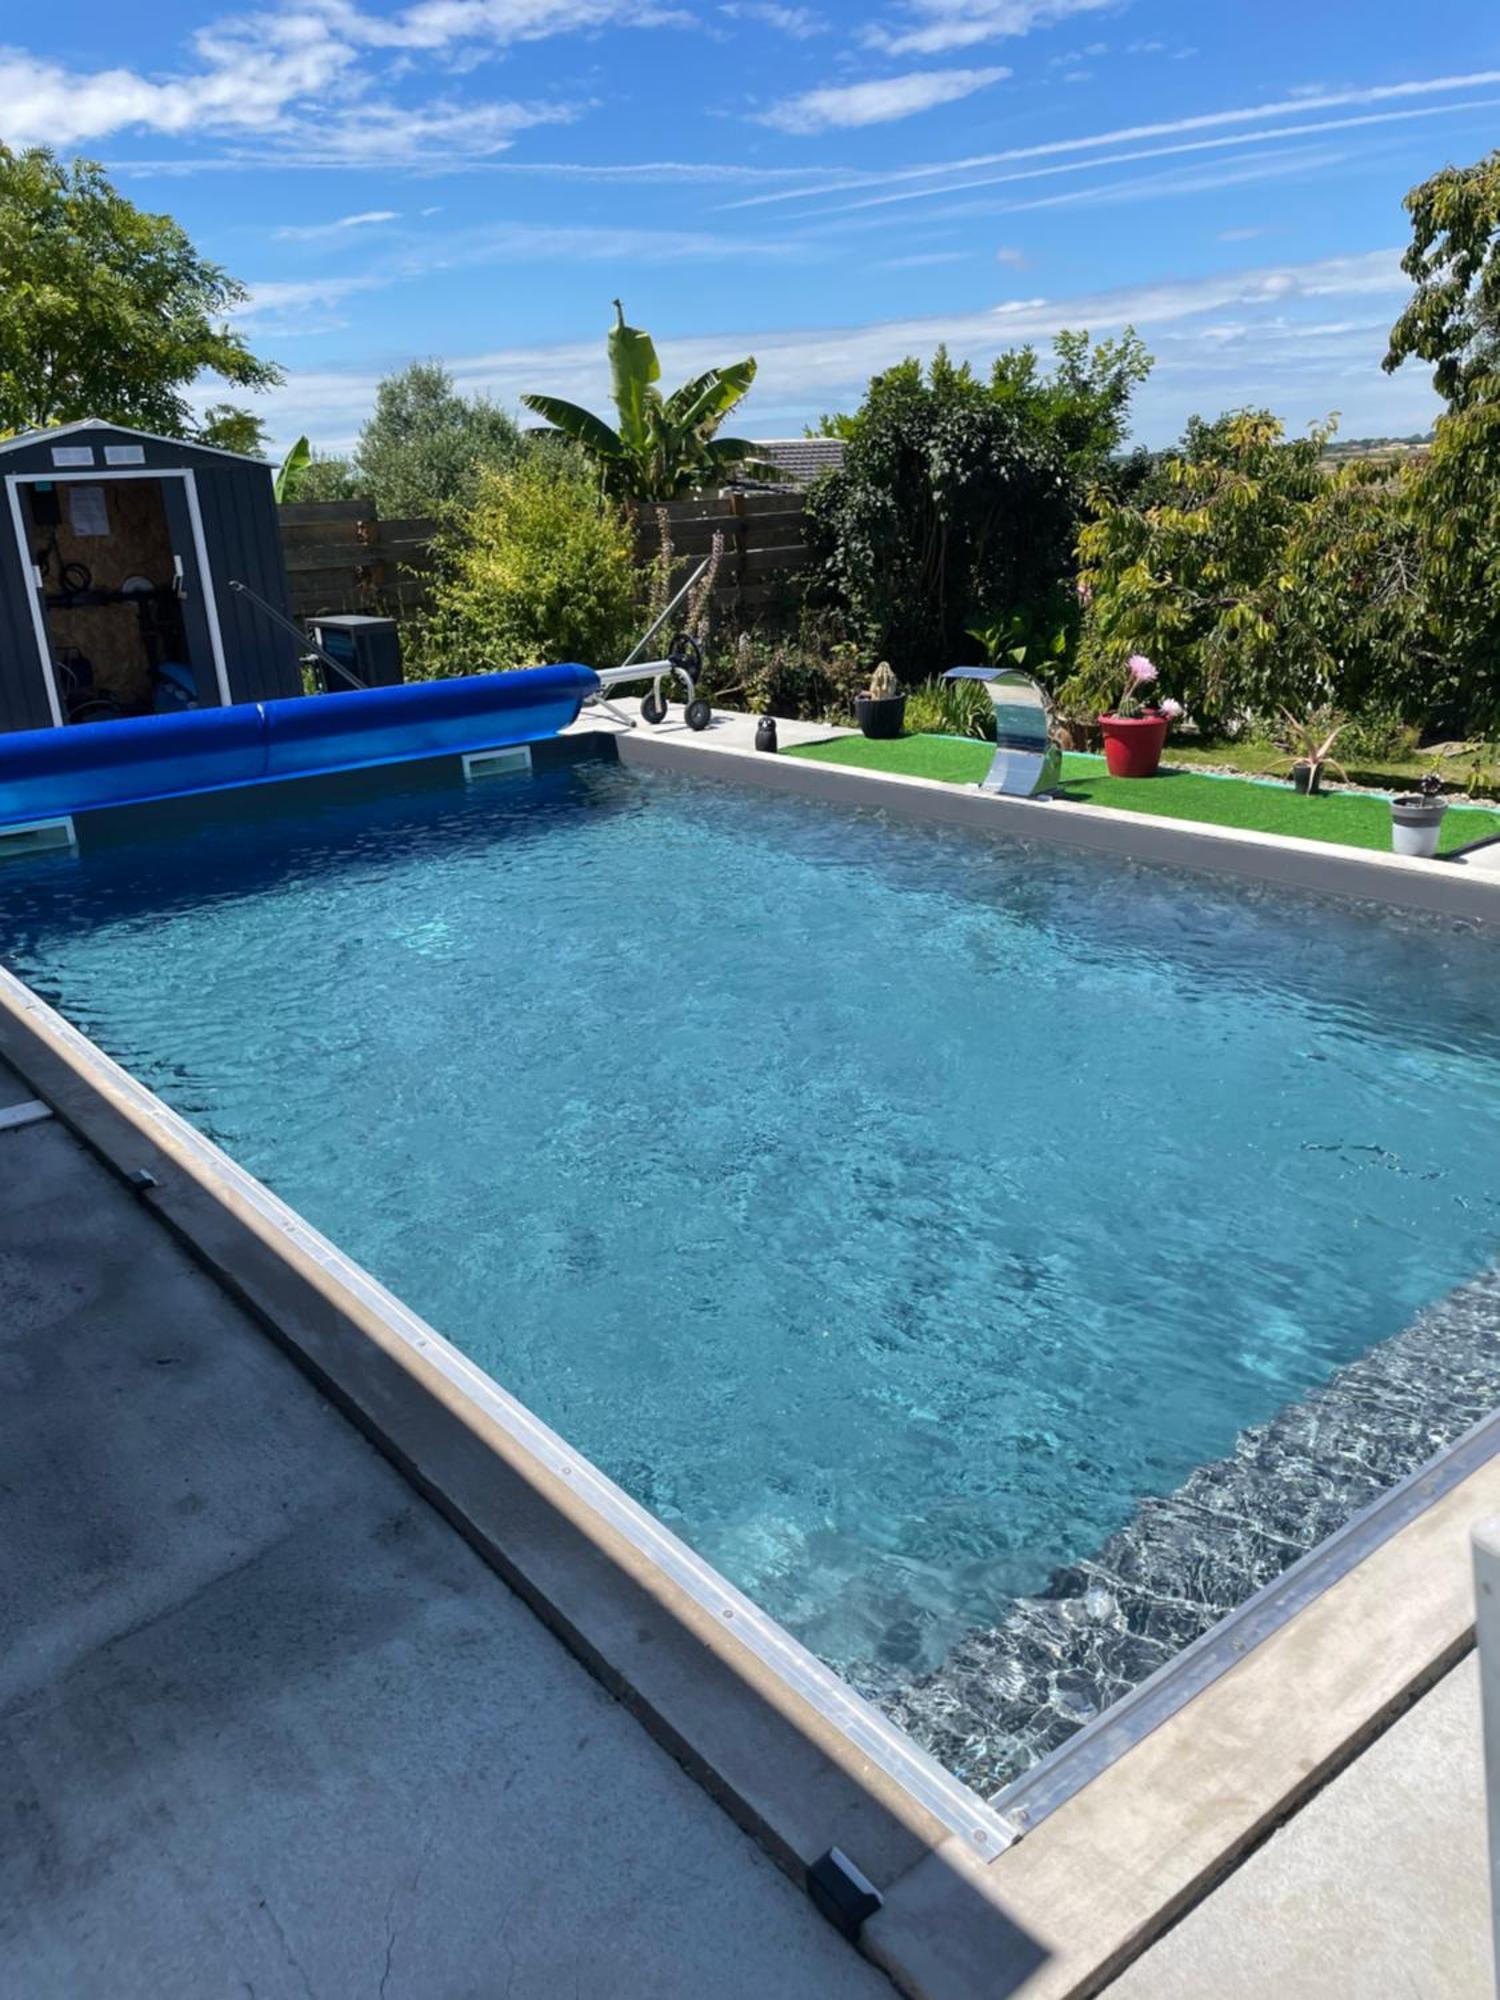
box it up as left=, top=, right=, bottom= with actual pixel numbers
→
left=5, top=756, right=1499, bottom=1784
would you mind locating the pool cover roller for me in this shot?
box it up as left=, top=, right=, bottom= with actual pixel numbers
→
left=0, top=665, right=600, bottom=827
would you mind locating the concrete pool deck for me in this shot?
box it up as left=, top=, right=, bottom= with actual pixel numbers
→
left=1106, top=1653, right=1491, bottom=1997
left=0, top=1058, right=889, bottom=2000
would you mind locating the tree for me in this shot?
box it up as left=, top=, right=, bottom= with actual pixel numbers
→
left=1065, top=410, right=1443, bottom=730
left=812, top=328, right=1151, bottom=484
left=1385, top=150, right=1500, bottom=406
left=521, top=301, right=778, bottom=500
left=1068, top=411, right=1331, bottom=726
left=0, top=147, right=279, bottom=441
left=805, top=347, right=1090, bottom=676
left=287, top=452, right=358, bottom=503
left=979, top=328, right=1152, bottom=479
left=1384, top=150, right=1500, bottom=727
left=199, top=404, right=270, bottom=457
left=349, top=360, right=521, bottom=516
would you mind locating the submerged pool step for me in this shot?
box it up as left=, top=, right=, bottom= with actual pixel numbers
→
left=864, top=1262, right=1500, bottom=1807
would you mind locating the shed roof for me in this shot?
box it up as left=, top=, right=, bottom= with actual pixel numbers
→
left=0, top=419, right=266, bottom=466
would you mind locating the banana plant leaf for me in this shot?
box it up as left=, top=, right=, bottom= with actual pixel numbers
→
left=663, top=359, right=757, bottom=434
left=608, top=301, right=661, bottom=455
left=518, top=393, right=625, bottom=462
left=272, top=434, right=311, bottom=503
left=703, top=436, right=782, bottom=484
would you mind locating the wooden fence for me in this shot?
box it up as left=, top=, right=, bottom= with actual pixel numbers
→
left=278, top=501, right=438, bottom=620
left=277, top=492, right=811, bottom=622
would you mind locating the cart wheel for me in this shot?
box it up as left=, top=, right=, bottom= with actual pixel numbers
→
left=685, top=698, right=712, bottom=732
left=640, top=689, right=668, bottom=725
left=669, top=632, right=703, bottom=677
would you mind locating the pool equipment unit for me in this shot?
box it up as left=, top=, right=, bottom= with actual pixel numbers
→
left=307, top=614, right=404, bottom=693
left=588, top=559, right=714, bottom=732
left=943, top=667, right=1061, bottom=799
left=227, top=578, right=367, bottom=691
left=0, top=663, right=599, bottom=833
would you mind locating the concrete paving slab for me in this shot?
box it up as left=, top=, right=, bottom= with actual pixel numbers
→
left=567, top=694, right=853, bottom=752
left=1106, top=1655, right=1491, bottom=1999
left=0, top=1115, right=889, bottom=2000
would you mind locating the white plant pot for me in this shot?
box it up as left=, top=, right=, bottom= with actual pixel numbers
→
left=1391, top=796, right=1447, bottom=859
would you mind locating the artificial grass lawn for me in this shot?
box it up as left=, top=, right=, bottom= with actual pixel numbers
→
left=783, top=732, right=1500, bottom=856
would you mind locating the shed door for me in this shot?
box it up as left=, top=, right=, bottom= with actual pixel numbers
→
left=159, top=479, right=222, bottom=708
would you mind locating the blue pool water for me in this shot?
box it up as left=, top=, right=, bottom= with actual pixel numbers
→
left=6, top=757, right=1500, bottom=1784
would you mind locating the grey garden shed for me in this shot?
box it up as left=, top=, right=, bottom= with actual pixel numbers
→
left=0, top=419, right=302, bottom=733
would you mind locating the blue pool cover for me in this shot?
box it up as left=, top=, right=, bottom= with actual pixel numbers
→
left=0, top=664, right=600, bottom=827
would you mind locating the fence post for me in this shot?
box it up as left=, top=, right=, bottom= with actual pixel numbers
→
left=1472, top=1517, right=1500, bottom=1986
left=728, top=490, right=746, bottom=606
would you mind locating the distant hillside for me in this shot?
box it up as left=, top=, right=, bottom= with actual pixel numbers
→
left=1320, top=431, right=1434, bottom=465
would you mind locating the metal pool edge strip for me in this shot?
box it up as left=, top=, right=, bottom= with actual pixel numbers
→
left=0, top=968, right=1016, bottom=1881
left=994, top=1397, right=1500, bottom=1834
left=607, top=728, right=1500, bottom=925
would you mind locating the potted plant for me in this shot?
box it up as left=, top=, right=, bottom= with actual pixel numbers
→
left=856, top=661, right=906, bottom=740
left=1098, top=656, right=1182, bottom=778
left=1274, top=707, right=1349, bottom=795
left=1391, top=771, right=1448, bottom=858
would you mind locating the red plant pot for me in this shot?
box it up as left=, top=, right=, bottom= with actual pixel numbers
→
left=1098, top=713, right=1169, bottom=778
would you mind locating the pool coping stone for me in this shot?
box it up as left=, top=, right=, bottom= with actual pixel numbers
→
left=605, top=718, right=1500, bottom=925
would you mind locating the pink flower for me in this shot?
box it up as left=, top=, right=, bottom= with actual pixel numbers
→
left=1076, top=579, right=1093, bottom=606
left=1158, top=697, right=1184, bottom=720
left=1127, top=654, right=1158, bottom=684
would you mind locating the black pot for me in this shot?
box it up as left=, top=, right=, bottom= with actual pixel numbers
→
left=856, top=694, right=907, bottom=740
left=755, top=715, right=779, bottom=753
left=1292, top=760, right=1321, bottom=795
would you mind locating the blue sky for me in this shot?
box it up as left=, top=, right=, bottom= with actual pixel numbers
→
left=5, top=0, right=1498, bottom=454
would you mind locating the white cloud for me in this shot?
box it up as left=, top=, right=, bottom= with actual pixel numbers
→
left=720, top=1, right=826, bottom=36
left=0, top=0, right=668, bottom=159
left=277, top=96, right=579, bottom=162
left=408, top=218, right=809, bottom=267
left=1218, top=225, right=1269, bottom=243
left=979, top=143, right=1347, bottom=218
left=275, top=210, right=402, bottom=240
left=863, top=0, right=1109, bottom=58
left=995, top=245, right=1027, bottom=266
left=231, top=274, right=386, bottom=333
left=880, top=248, right=971, bottom=267
left=250, top=247, right=1423, bottom=453
left=730, top=69, right=1500, bottom=208
left=234, top=215, right=808, bottom=331
left=757, top=65, right=1009, bottom=133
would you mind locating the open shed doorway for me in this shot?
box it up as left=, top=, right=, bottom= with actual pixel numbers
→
left=16, top=474, right=225, bottom=725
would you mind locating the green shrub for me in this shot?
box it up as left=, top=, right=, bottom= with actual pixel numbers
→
left=410, top=447, right=637, bottom=677
left=706, top=609, right=866, bottom=721
left=902, top=677, right=997, bottom=739
left=1325, top=706, right=1422, bottom=765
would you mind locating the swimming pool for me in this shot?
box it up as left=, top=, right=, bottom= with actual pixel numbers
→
left=6, top=753, right=1500, bottom=1795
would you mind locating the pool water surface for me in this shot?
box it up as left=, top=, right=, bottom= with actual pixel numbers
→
left=5, top=756, right=1499, bottom=1789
